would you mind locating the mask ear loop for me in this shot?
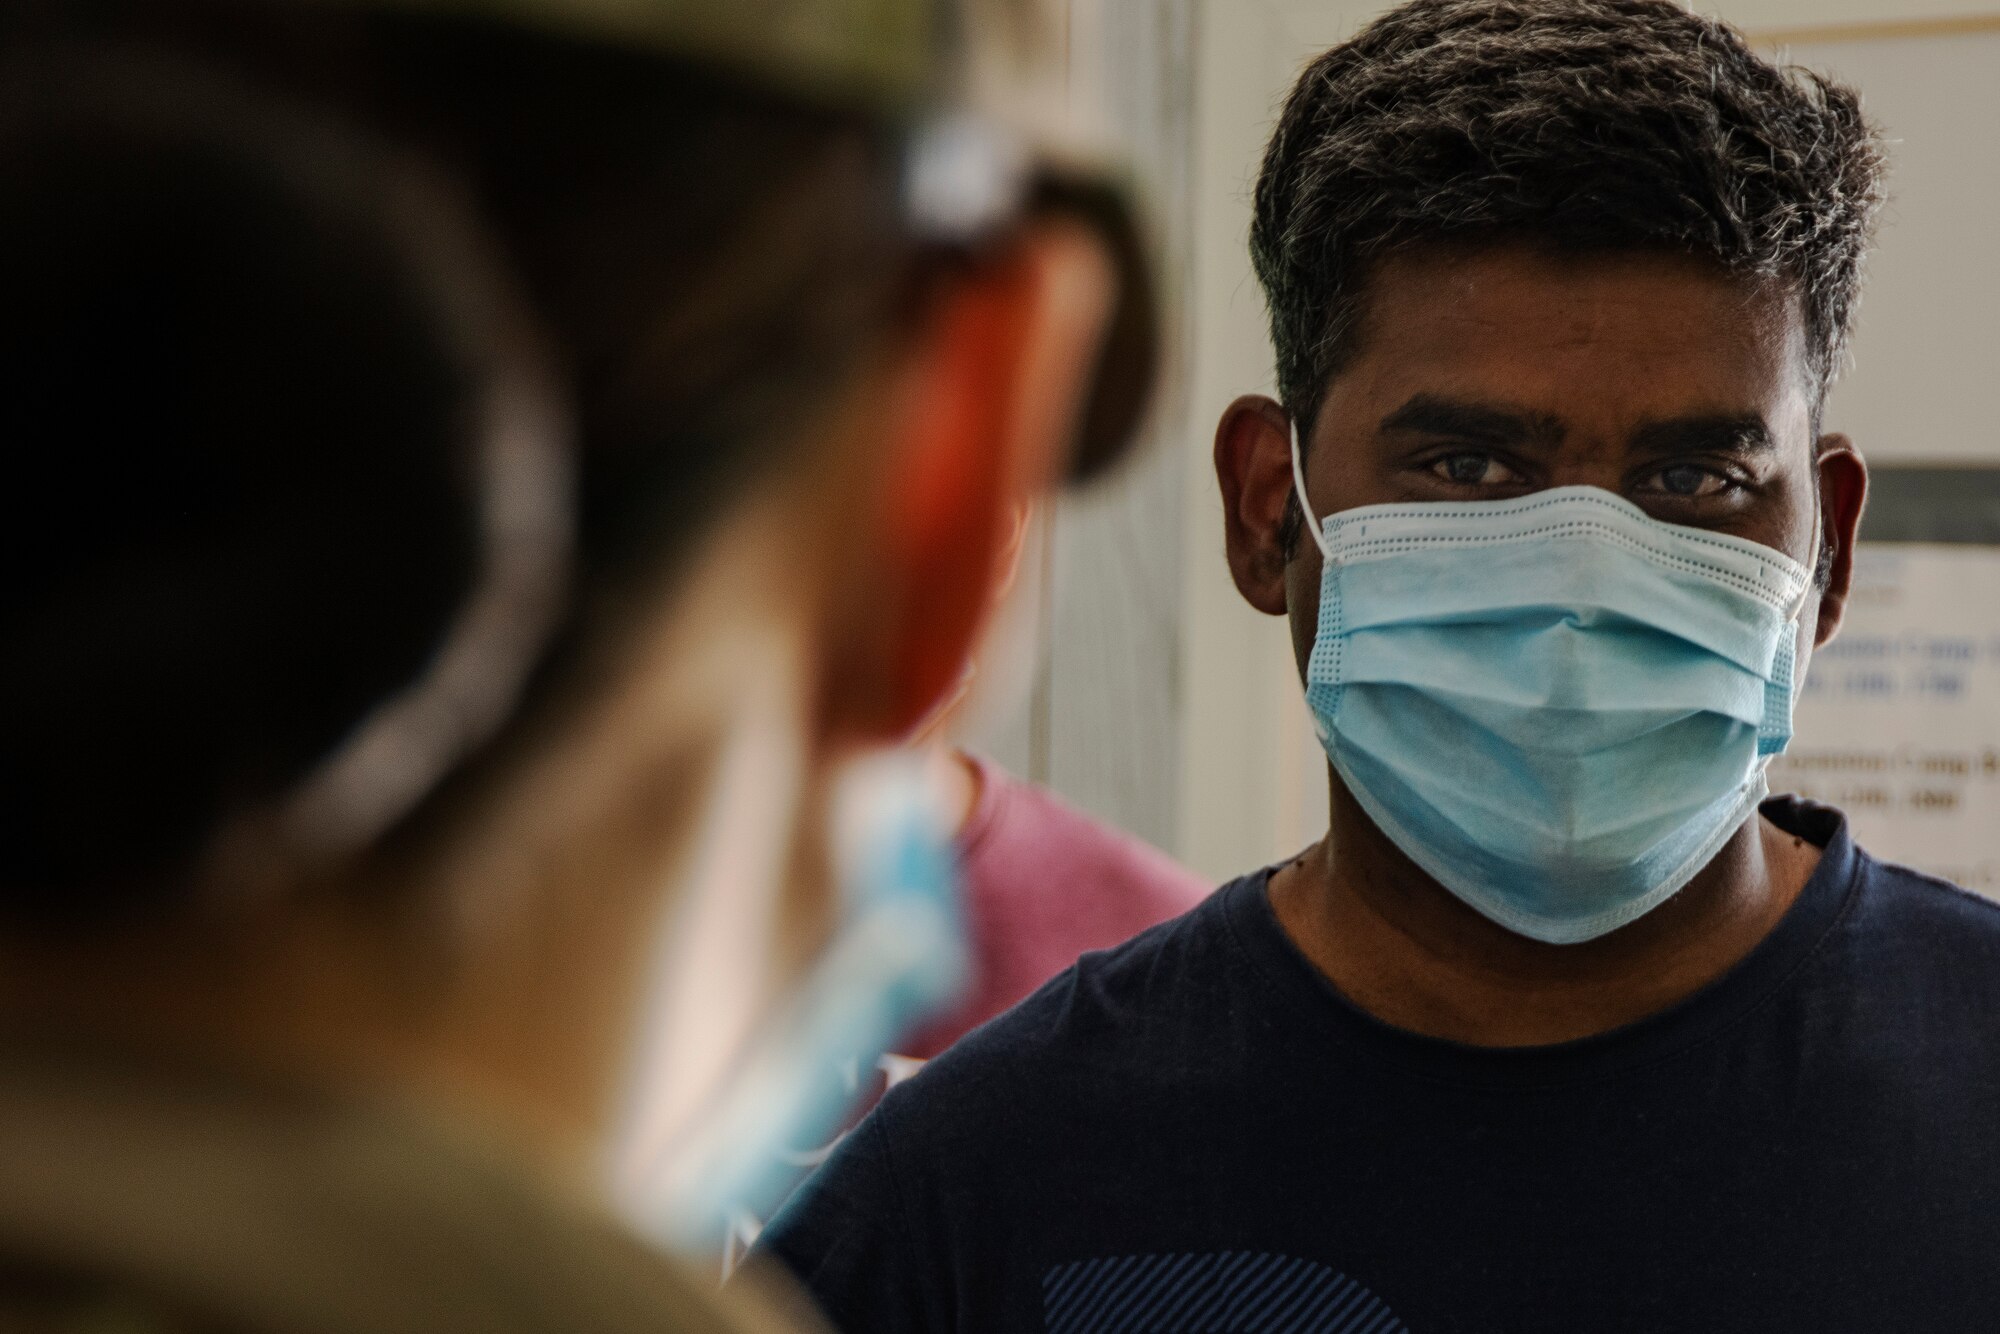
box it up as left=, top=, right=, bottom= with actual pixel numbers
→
left=1290, top=414, right=1338, bottom=565
left=1790, top=483, right=1826, bottom=625
left=1758, top=479, right=1826, bottom=767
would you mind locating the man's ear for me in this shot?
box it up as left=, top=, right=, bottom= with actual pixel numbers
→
left=1812, top=433, right=1869, bottom=648
left=1216, top=394, right=1300, bottom=617
left=834, top=221, right=1116, bottom=742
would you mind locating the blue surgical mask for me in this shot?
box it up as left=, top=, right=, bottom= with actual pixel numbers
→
left=612, top=750, right=968, bottom=1256
left=1290, top=424, right=1815, bottom=945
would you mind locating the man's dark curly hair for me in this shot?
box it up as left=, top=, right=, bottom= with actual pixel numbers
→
left=1251, top=0, right=1887, bottom=441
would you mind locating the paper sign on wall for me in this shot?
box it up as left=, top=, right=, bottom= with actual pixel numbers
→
left=1770, top=544, right=2000, bottom=898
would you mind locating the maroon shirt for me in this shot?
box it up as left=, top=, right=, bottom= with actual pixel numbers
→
left=899, top=754, right=1212, bottom=1059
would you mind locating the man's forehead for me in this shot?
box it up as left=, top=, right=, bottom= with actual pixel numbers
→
left=1333, top=242, right=1815, bottom=427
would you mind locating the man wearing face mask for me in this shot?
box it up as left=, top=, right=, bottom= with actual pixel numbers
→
left=0, top=0, right=1154, bottom=1329
left=760, top=2, right=2000, bottom=1330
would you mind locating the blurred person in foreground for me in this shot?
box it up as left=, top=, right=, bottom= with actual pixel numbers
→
left=760, top=2, right=2000, bottom=1329
left=0, top=0, right=1155, bottom=1329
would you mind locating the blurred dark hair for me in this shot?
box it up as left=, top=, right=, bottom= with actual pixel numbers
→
left=0, top=2, right=920, bottom=926
left=1253, top=0, right=1887, bottom=443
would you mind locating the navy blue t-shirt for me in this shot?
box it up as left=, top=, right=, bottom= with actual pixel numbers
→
left=757, top=799, right=2000, bottom=1332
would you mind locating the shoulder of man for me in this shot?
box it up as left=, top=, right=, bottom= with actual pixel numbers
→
left=924, top=867, right=1251, bottom=1101
left=1765, top=798, right=2000, bottom=1051
left=1842, top=839, right=2000, bottom=967
left=753, top=877, right=1257, bottom=1323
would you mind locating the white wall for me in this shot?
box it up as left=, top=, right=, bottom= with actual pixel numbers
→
left=1171, top=2, right=2000, bottom=882
left=1784, top=27, right=2000, bottom=465
left=965, top=3, right=1199, bottom=855
left=1261, top=0, right=2000, bottom=46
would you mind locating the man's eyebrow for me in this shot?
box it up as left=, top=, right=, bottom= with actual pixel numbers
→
left=1629, top=415, right=1775, bottom=456
left=1378, top=394, right=1565, bottom=447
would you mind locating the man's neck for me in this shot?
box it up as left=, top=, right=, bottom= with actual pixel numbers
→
left=1267, top=783, right=1824, bottom=1047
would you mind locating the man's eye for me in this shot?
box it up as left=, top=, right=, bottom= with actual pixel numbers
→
left=1645, top=464, right=1732, bottom=498
left=1430, top=452, right=1518, bottom=487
